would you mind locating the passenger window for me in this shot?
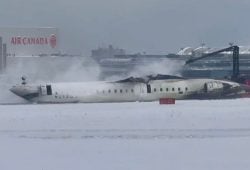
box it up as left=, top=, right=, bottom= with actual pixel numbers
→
left=108, top=89, right=111, bottom=93
left=166, top=88, right=168, bottom=91
left=126, top=89, right=128, bottom=93
left=131, top=89, right=134, bottom=93
left=114, top=89, right=117, bottom=93
left=160, top=88, right=163, bottom=92
left=120, top=89, right=122, bottom=93
left=185, top=87, right=188, bottom=91
left=172, top=88, right=175, bottom=91
left=55, top=92, right=58, bottom=98
left=102, top=90, right=105, bottom=94
left=154, top=88, right=157, bottom=92
left=178, top=88, right=181, bottom=91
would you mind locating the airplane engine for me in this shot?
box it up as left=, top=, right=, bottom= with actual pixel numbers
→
left=204, top=81, right=224, bottom=93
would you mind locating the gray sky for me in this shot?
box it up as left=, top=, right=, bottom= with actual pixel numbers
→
left=1, top=0, right=250, bottom=54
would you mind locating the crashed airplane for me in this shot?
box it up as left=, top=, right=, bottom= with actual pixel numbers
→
left=10, top=74, right=250, bottom=103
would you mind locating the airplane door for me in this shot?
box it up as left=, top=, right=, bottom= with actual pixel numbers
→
left=39, top=85, right=53, bottom=96
left=147, top=84, right=151, bottom=93
left=46, top=85, right=52, bottom=95
left=39, top=85, right=47, bottom=96
left=136, top=83, right=147, bottom=101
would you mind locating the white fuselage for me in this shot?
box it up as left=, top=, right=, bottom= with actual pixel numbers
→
left=10, top=77, right=245, bottom=103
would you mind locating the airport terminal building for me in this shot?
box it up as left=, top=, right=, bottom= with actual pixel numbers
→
left=91, top=45, right=250, bottom=81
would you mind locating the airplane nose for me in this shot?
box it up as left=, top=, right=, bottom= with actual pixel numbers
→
left=10, top=86, right=17, bottom=94
left=10, top=85, right=24, bottom=97
left=10, top=84, right=40, bottom=100
left=9, top=86, right=15, bottom=93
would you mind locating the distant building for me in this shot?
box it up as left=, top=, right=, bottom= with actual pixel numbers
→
left=91, top=45, right=250, bottom=79
left=0, top=27, right=59, bottom=56
left=91, top=45, right=126, bottom=63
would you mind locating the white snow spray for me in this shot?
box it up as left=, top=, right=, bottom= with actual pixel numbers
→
left=128, top=58, right=184, bottom=77
left=0, top=55, right=101, bottom=104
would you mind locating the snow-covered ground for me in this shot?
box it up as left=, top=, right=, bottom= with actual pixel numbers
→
left=1, top=99, right=250, bottom=170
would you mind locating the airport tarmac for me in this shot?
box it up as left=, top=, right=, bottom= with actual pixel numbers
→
left=0, top=99, right=250, bottom=170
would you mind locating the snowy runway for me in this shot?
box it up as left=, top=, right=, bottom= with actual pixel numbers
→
left=0, top=99, right=250, bottom=170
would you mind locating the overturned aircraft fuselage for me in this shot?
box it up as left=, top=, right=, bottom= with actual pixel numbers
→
left=10, top=75, right=250, bottom=103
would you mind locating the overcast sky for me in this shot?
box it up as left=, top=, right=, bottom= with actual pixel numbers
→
left=1, top=0, right=250, bottom=55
